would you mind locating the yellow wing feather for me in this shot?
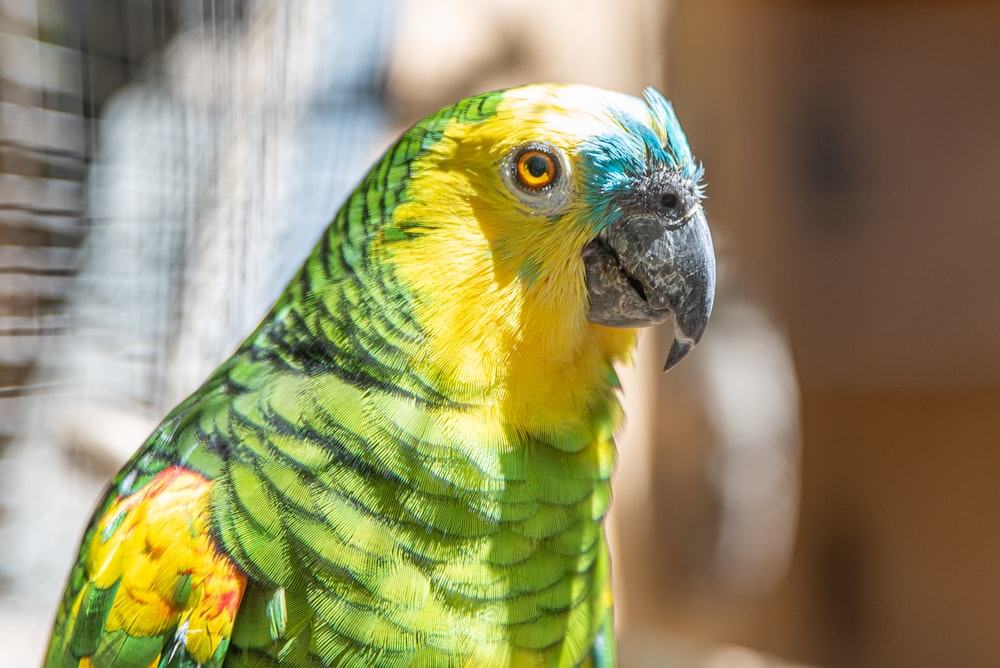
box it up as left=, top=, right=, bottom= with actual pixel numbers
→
left=63, top=467, right=246, bottom=666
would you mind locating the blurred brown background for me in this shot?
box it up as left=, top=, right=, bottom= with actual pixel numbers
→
left=673, top=0, right=1000, bottom=661
left=653, top=2, right=1000, bottom=666
left=2, top=1, right=999, bottom=666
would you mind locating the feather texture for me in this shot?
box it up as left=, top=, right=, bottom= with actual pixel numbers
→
left=45, top=83, right=705, bottom=667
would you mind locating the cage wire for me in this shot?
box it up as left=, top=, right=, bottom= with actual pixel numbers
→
left=0, top=1, right=398, bottom=662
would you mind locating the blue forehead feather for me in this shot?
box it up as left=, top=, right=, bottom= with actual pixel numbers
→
left=576, top=87, right=703, bottom=231
left=642, top=87, right=701, bottom=182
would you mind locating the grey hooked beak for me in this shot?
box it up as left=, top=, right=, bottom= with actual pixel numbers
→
left=583, top=205, right=715, bottom=371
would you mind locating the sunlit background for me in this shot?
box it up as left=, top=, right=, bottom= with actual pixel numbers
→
left=1, top=1, right=998, bottom=666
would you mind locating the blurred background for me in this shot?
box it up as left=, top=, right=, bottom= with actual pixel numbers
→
left=1, top=0, right=998, bottom=666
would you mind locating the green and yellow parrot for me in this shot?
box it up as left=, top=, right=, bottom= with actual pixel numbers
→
left=45, top=83, right=714, bottom=667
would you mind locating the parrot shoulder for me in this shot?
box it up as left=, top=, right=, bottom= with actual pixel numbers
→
left=45, top=465, right=246, bottom=668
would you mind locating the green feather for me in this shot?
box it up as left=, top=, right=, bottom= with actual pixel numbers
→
left=43, top=85, right=699, bottom=667
left=95, top=629, right=170, bottom=668
left=231, top=587, right=287, bottom=648
left=68, top=582, right=117, bottom=657
left=592, top=609, right=618, bottom=668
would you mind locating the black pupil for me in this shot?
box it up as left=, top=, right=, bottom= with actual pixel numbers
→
left=661, top=192, right=679, bottom=209
left=525, top=154, right=550, bottom=178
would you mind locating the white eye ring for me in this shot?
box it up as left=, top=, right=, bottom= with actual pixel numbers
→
left=500, top=142, right=573, bottom=215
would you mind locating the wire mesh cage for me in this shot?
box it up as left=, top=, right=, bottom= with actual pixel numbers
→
left=0, top=1, right=399, bottom=661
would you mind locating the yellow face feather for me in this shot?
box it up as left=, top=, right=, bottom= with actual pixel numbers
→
left=377, top=86, right=647, bottom=434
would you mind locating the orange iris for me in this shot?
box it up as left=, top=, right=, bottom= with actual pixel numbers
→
left=515, top=149, right=557, bottom=190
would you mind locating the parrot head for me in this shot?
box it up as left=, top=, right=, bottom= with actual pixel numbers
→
left=375, top=84, right=714, bottom=398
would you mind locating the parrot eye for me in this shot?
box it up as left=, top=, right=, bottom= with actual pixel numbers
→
left=502, top=142, right=571, bottom=214
left=514, top=149, right=558, bottom=191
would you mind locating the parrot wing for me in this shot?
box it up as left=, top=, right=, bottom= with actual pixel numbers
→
left=45, top=464, right=246, bottom=668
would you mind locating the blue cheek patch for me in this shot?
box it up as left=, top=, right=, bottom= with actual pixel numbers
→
left=575, top=129, right=648, bottom=232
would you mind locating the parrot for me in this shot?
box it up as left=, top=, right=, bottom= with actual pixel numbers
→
left=44, top=83, right=714, bottom=667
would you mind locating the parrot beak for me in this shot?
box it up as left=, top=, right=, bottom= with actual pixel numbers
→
left=583, top=185, right=715, bottom=372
